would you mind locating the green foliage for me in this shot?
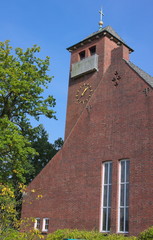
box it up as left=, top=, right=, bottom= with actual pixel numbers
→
left=0, top=40, right=59, bottom=230
left=0, top=228, right=44, bottom=240
left=138, top=226, right=153, bottom=240
left=2, top=228, right=153, bottom=240
left=0, top=117, right=36, bottom=186
left=0, top=40, right=56, bottom=187
left=27, top=125, right=63, bottom=182
left=46, top=229, right=137, bottom=240
left=0, top=184, right=17, bottom=231
left=0, top=40, right=56, bottom=127
left=0, top=229, right=23, bottom=240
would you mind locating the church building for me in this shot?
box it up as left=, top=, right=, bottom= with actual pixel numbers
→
left=21, top=15, right=153, bottom=236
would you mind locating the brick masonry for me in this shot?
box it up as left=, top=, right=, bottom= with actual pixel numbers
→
left=21, top=29, right=153, bottom=236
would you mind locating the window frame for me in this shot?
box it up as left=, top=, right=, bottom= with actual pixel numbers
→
left=34, top=218, right=41, bottom=230
left=42, top=218, right=49, bottom=232
left=118, top=159, right=130, bottom=233
left=100, top=161, right=112, bottom=232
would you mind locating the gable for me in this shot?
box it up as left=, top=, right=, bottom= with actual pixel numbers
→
left=124, top=60, right=153, bottom=88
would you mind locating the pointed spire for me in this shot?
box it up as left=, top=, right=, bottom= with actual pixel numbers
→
left=99, top=7, right=104, bottom=30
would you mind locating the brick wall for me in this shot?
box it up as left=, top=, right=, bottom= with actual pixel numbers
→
left=22, top=33, right=153, bottom=236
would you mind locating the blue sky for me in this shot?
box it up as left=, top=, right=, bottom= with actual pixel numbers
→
left=1, top=0, right=153, bottom=142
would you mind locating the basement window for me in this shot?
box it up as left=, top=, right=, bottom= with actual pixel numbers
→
left=79, top=50, right=85, bottom=60
left=34, top=218, right=41, bottom=230
left=89, top=46, right=96, bottom=56
left=42, top=218, right=49, bottom=232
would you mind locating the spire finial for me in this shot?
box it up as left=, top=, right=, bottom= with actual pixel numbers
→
left=99, top=7, right=104, bottom=30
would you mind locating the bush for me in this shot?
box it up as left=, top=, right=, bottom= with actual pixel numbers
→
left=0, top=228, right=44, bottom=240
left=46, top=229, right=137, bottom=240
left=3, top=227, right=153, bottom=240
left=46, top=229, right=105, bottom=240
left=138, top=226, right=153, bottom=240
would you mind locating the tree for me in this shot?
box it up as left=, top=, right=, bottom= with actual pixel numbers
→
left=0, top=117, right=36, bottom=186
left=0, top=40, right=56, bottom=127
left=26, top=125, right=64, bottom=183
left=0, top=40, right=56, bottom=185
left=0, top=183, right=17, bottom=231
left=0, top=40, right=58, bottom=226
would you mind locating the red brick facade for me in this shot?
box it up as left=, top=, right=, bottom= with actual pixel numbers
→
left=21, top=26, right=153, bottom=236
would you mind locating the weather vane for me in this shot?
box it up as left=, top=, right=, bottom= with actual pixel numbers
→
left=99, top=7, right=104, bottom=30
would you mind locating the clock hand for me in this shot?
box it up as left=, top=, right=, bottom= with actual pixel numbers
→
left=81, top=87, right=89, bottom=96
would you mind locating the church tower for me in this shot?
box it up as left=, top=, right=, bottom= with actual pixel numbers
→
left=22, top=13, right=153, bottom=236
left=65, top=24, right=133, bottom=140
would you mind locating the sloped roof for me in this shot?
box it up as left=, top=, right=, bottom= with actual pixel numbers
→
left=67, top=26, right=134, bottom=52
left=83, top=26, right=125, bottom=44
left=124, top=60, right=153, bottom=88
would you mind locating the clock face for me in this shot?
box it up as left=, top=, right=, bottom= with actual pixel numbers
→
left=76, top=83, right=93, bottom=104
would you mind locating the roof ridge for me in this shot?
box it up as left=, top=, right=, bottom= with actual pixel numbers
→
left=103, top=26, right=126, bottom=43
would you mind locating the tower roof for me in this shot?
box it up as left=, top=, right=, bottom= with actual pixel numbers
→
left=67, top=26, right=134, bottom=53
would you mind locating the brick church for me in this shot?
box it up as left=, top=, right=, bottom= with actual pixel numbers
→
left=22, top=20, right=153, bottom=236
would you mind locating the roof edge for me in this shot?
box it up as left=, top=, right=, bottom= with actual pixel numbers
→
left=124, top=59, right=153, bottom=88
left=67, top=26, right=134, bottom=53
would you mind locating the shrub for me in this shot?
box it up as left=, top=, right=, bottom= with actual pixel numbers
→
left=0, top=228, right=44, bottom=240
left=138, top=226, right=153, bottom=240
left=46, top=229, right=113, bottom=240
left=46, top=229, right=137, bottom=240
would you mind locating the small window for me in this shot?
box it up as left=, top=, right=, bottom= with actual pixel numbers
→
left=34, top=218, right=41, bottom=230
left=79, top=50, right=85, bottom=60
left=89, top=46, right=96, bottom=56
left=42, top=218, right=49, bottom=232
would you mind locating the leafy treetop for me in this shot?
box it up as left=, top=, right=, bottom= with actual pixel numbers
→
left=0, top=40, right=56, bottom=132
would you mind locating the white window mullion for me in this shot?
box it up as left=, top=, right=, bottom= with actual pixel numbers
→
left=124, top=202, right=126, bottom=232
left=124, top=179, right=126, bottom=232
left=106, top=206, right=108, bottom=231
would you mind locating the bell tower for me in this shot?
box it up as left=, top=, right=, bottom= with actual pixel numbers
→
left=64, top=24, right=133, bottom=139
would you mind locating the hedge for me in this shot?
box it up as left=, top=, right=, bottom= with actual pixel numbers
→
left=46, top=229, right=136, bottom=240
left=1, top=227, right=153, bottom=240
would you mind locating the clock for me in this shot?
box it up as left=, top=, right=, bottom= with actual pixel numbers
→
left=76, top=83, right=93, bottom=104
